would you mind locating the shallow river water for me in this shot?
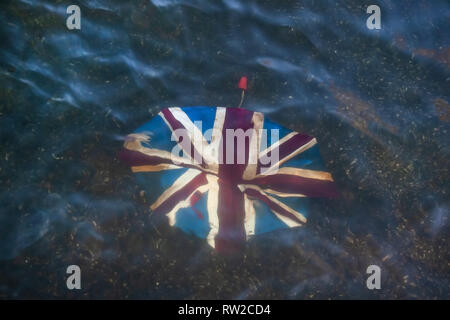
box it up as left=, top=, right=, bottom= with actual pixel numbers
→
left=0, top=0, right=449, bottom=299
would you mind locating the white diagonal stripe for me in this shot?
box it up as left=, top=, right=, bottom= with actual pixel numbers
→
left=205, top=174, right=220, bottom=248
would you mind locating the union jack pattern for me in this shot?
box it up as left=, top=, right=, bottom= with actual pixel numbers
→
left=120, top=106, right=338, bottom=252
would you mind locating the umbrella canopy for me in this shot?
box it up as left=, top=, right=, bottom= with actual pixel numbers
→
left=120, top=106, right=338, bottom=252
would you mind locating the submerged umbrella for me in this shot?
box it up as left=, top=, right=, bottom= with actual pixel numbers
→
left=120, top=104, right=338, bottom=253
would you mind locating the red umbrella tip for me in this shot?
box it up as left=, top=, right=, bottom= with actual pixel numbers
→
left=238, top=76, right=247, bottom=90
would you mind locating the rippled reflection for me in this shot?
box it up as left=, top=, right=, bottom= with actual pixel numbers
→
left=0, top=0, right=448, bottom=299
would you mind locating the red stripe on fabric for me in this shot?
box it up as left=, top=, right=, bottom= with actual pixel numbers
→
left=219, top=108, right=255, bottom=181
left=244, top=188, right=305, bottom=225
left=215, top=183, right=246, bottom=253
left=215, top=108, right=255, bottom=253
left=249, top=174, right=339, bottom=198
left=153, top=173, right=208, bottom=215
left=278, top=133, right=314, bottom=158
left=258, top=133, right=314, bottom=173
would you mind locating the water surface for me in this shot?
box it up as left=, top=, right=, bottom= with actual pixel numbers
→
left=0, top=0, right=449, bottom=299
